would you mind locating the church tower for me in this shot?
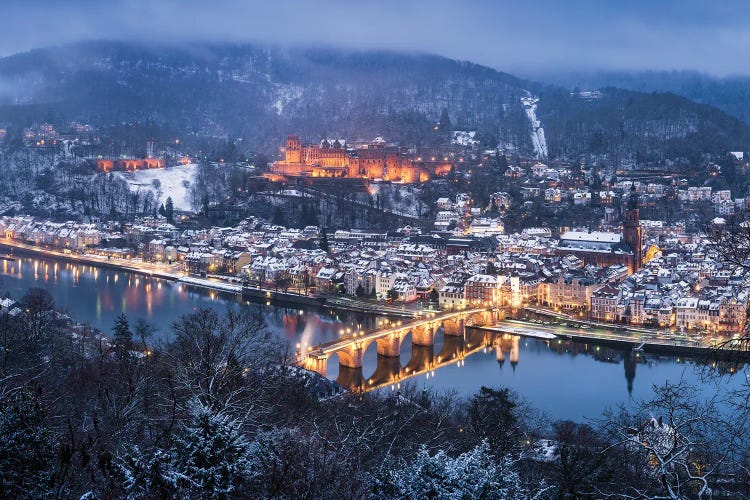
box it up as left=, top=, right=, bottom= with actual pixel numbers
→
left=623, top=186, right=643, bottom=272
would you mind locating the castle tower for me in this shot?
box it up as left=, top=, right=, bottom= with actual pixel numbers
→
left=623, top=185, right=643, bottom=272
left=285, top=135, right=301, bottom=164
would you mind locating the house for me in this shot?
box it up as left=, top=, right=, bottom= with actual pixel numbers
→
left=590, top=284, right=620, bottom=321
left=392, top=279, right=418, bottom=302
left=539, top=272, right=604, bottom=312
left=439, top=284, right=466, bottom=310
left=315, top=267, right=338, bottom=292
left=464, top=274, right=502, bottom=306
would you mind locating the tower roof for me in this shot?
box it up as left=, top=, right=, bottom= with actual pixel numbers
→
left=627, top=185, right=639, bottom=210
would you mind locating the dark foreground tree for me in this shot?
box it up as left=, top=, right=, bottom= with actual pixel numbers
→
left=112, top=312, right=132, bottom=353
left=0, top=389, right=56, bottom=498
left=596, top=380, right=750, bottom=498
left=164, top=196, right=174, bottom=223
left=468, top=386, right=520, bottom=457
left=705, top=212, right=750, bottom=353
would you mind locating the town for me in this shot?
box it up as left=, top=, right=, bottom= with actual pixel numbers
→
left=1, top=144, right=746, bottom=335
left=6, top=8, right=750, bottom=498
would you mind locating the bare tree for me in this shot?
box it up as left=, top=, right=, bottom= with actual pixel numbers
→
left=167, top=307, right=275, bottom=424
left=704, top=212, right=750, bottom=353
left=597, top=380, right=750, bottom=498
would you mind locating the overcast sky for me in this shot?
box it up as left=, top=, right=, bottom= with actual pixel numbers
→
left=3, top=0, right=750, bottom=76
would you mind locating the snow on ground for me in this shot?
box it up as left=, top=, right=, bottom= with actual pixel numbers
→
left=117, top=164, right=197, bottom=212
left=451, top=130, right=479, bottom=147
left=521, top=95, right=548, bottom=160
left=488, top=325, right=557, bottom=340
left=273, top=83, right=304, bottom=115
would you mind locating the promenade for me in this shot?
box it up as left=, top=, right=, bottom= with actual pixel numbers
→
left=473, top=319, right=749, bottom=357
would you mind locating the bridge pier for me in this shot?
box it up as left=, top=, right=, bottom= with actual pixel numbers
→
left=305, top=353, right=329, bottom=377
left=376, top=333, right=402, bottom=357
left=443, top=318, right=465, bottom=337
left=412, top=324, right=436, bottom=346
left=336, top=340, right=368, bottom=369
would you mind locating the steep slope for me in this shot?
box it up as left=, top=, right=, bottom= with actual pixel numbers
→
left=0, top=41, right=748, bottom=160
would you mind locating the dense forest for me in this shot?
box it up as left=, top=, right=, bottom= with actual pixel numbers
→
left=541, top=69, right=750, bottom=125
left=1, top=287, right=749, bottom=498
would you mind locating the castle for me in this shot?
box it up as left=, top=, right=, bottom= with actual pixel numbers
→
left=269, top=135, right=453, bottom=183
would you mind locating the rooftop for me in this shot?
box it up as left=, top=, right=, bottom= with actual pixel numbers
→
left=560, top=231, right=621, bottom=244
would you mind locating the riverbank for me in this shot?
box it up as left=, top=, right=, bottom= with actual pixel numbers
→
left=0, top=238, right=415, bottom=318
left=473, top=319, right=750, bottom=358
left=0, top=239, right=249, bottom=297
left=0, top=239, right=181, bottom=280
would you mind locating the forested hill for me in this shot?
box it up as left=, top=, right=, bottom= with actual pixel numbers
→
left=0, top=41, right=749, bottom=160
left=539, top=69, right=750, bottom=125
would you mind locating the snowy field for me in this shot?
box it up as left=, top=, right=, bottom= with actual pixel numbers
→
left=117, top=164, right=197, bottom=212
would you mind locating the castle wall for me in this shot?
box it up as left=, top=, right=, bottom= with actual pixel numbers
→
left=96, top=158, right=165, bottom=172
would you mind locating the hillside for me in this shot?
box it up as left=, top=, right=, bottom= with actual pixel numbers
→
left=540, top=69, right=750, bottom=125
left=0, top=41, right=749, bottom=160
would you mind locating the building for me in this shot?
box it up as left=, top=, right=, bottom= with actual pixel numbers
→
left=438, top=284, right=466, bottom=310
left=465, top=274, right=502, bottom=306
left=557, top=187, right=642, bottom=273
left=623, top=187, right=643, bottom=271
left=95, top=156, right=191, bottom=172
left=590, top=284, right=620, bottom=322
left=538, top=273, right=604, bottom=312
left=96, top=158, right=165, bottom=172
left=269, top=135, right=453, bottom=183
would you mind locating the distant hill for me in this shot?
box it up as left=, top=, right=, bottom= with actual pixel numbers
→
left=538, top=69, right=750, bottom=125
left=0, top=41, right=749, bottom=160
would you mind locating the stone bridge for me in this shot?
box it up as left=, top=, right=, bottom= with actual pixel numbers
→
left=299, top=308, right=504, bottom=391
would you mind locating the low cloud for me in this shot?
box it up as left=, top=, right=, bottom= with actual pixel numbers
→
left=3, top=0, right=750, bottom=76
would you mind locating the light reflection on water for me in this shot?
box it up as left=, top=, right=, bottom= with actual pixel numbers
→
left=0, top=255, right=743, bottom=421
left=0, top=256, right=359, bottom=346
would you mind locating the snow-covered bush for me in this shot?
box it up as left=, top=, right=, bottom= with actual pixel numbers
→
left=369, top=441, right=545, bottom=499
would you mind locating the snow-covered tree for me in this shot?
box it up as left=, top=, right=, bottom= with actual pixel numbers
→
left=370, top=442, right=545, bottom=499
left=121, top=400, right=255, bottom=499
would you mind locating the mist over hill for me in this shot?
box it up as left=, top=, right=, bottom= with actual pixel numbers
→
left=0, top=41, right=749, bottom=160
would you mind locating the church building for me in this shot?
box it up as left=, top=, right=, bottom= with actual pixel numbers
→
left=556, top=187, right=643, bottom=273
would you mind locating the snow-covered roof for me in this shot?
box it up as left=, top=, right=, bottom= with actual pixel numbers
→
left=560, top=231, right=621, bottom=244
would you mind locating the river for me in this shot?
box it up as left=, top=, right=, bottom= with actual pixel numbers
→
left=0, top=254, right=744, bottom=421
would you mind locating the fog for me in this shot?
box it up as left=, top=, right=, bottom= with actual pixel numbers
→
left=3, top=0, right=750, bottom=75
